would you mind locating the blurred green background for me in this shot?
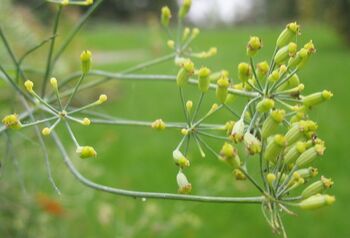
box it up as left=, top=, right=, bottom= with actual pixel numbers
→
left=1, top=0, right=350, bottom=237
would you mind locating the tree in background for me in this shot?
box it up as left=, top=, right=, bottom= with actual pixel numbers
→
left=14, top=0, right=177, bottom=21
left=264, top=0, right=350, bottom=45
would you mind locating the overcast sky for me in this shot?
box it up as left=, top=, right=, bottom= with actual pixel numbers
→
left=179, top=0, right=255, bottom=26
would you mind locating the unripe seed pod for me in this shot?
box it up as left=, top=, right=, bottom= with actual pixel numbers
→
left=97, top=94, right=108, bottom=104
left=209, top=70, right=228, bottom=82
left=278, top=84, right=304, bottom=98
left=284, top=141, right=307, bottom=164
left=285, top=120, right=310, bottom=145
left=24, top=80, right=34, bottom=93
left=178, top=0, right=192, bottom=19
left=276, top=22, right=300, bottom=48
left=238, top=62, right=251, bottom=82
left=173, top=150, right=190, bottom=168
left=288, top=48, right=308, bottom=69
left=186, top=100, right=193, bottom=112
left=256, top=61, right=269, bottom=79
left=50, top=77, right=58, bottom=89
left=231, top=118, right=244, bottom=143
left=261, top=109, right=285, bottom=138
left=219, top=142, right=241, bottom=168
left=266, top=173, right=276, bottom=185
left=233, top=169, right=246, bottom=180
left=2, top=114, right=22, bottom=129
left=225, top=94, right=237, bottom=105
left=297, top=40, right=316, bottom=68
left=80, top=50, right=92, bottom=74
left=303, top=90, right=333, bottom=108
left=290, top=111, right=305, bottom=123
left=267, top=70, right=280, bottom=82
left=182, top=27, right=191, bottom=41
left=181, top=128, right=189, bottom=136
left=301, top=176, right=334, bottom=198
left=216, top=76, right=229, bottom=103
left=161, top=6, right=172, bottom=27
left=295, top=167, right=318, bottom=179
left=224, top=121, right=235, bottom=135
left=176, top=59, right=194, bottom=87
left=275, top=42, right=298, bottom=65
left=76, top=146, right=97, bottom=159
left=176, top=170, right=192, bottom=194
left=247, top=36, right=262, bottom=57
left=209, top=103, right=219, bottom=114
left=82, top=117, right=91, bottom=126
left=198, top=67, right=211, bottom=92
left=256, top=98, right=275, bottom=113
left=286, top=172, right=305, bottom=189
left=296, top=144, right=326, bottom=167
left=299, top=194, right=335, bottom=210
left=279, top=64, right=288, bottom=75
left=151, top=119, right=166, bottom=130
left=176, top=68, right=190, bottom=87
left=288, top=74, right=301, bottom=87
left=244, top=132, right=262, bottom=155
left=264, top=134, right=287, bottom=163
left=191, top=28, right=200, bottom=38
left=305, top=120, right=318, bottom=132
left=167, top=40, right=175, bottom=49
left=42, top=127, right=51, bottom=136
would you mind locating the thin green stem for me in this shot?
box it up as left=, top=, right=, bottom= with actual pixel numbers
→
left=194, top=134, right=220, bottom=159
left=42, top=5, right=63, bottom=97
left=191, top=92, right=204, bottom=124
left=191, top=105, right=223, bottom=129
left=55, top=71, right=259, bottom=98
left=20, top=97, right=61, bottom=195
left=176, top=135, right=187, bottom=150
left=247, top=111, right=259, bottom=132
left=270, top=68, right=298, bottom=93
left=90, top=118, right=185, bottom=128
left=0, top=64, right=31, bottom=101
left=223, top=104, right=240, bottom=118
left=250, top=57, right=264, bottom=91
left=64, top=120, right=80, bottom=148
left=31, top=91, right=59, bottom=114
left=277, top=166, right=298, bottom=196
left=17, top=35, right=55, bottom=82
left=52, top=0, right=103, bottom=66
left=239, top=168, right=266, bottom=195
left=52, top=129, right=264, bottom=204
left=260, top=140, right=268, bottom=190
left=196, top=131, right=229, bottom=141
left=179, top=87, right=190, bottom=125
left=67, top=101, right=99, bottom=115
left=277, top=95, right=301, bottom=103
left=183, top=134, right=190, bottom=155
left=0, top=26, right=19, bottom=79
left=64, top=73, right=86, bottom=110
left=22, top=116, right=58, bottom=128
left=120, top=53, right=176, bottom=74
left=192, top=134, right=205, bottom=157
left=264, top=46, right=279, bottom=94
left=49, top=118, right=61, bottom=131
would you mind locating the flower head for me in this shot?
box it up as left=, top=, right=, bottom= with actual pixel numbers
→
left=76, top=146, right=97, bottom=159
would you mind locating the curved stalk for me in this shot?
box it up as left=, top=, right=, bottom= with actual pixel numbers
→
left=52, top=131, right=264, bottom=204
